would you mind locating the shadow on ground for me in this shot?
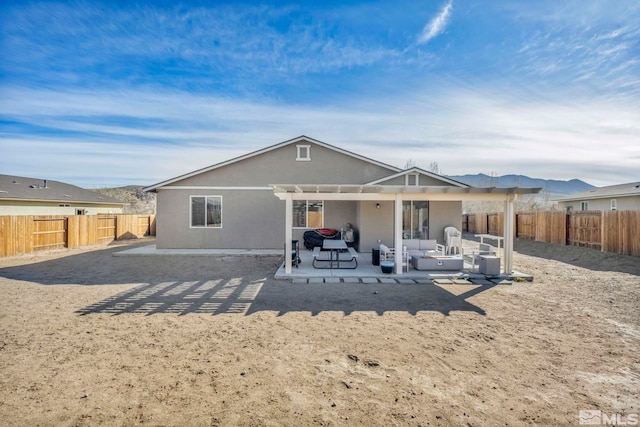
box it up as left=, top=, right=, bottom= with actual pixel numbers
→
left=462, top=233, right=640, bottom=276
left=75, top=278, right=494, bottom=316
left=512, top=237, right=640, bottom=276
left=0, top=241, right=495, bottom=316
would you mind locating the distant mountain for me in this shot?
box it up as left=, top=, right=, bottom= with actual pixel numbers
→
left=91, top=185, right=156, bottom=214
left=447, top=174, right=595, bottom=197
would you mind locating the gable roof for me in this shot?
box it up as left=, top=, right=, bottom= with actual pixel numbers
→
left=144, top=135, right=402, bottom=192
left=366, top=167, right=470, bottom=187
left=556, top=181, right=640, bottom=202
left=0, top=174, right=125, bottom=205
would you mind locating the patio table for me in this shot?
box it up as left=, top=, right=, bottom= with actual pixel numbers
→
left=322, top=239, right=348, bottom=269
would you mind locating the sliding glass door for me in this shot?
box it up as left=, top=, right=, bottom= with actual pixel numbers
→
left=402, top=201, right=429, bottom=239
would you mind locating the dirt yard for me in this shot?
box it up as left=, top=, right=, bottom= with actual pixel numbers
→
left=0, top=238, right=638, bottom=426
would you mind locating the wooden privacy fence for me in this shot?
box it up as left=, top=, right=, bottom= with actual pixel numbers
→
left=464, top=213, right=504, bottom=235
left=462, top=211, right=640, bottom=256
left=0, top=214, right=156, bottom=258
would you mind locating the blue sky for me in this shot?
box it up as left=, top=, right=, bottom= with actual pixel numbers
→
left=1, top=0, right=638, bottom=188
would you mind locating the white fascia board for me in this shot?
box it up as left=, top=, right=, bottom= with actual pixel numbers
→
left=557, top=193, right=638, bottom=202
left=0, top=197, right=126, bottom=206
left=273, top=191, right=518, bottom=202
left=158, top=186, right=273, bottom=191
left=366, top=167, right=470, bottom=187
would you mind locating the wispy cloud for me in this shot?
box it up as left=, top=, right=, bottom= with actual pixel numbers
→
left=1, top=81, right=638, bottom=187
left=1, top=1, right=639, bottom=188
left=0, top=2, right=403, bottom=93
left=417, top=0, right=453, bottom=44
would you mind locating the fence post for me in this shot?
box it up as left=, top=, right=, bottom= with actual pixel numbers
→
left=26, top=216, right=34, bottom=254
left=115, top=215, right=123, bottom=240
left=600, top=210, right=606, bottom=253
left=67, top=216, right=78, bottom=248
left=150, top=214, right=156, bottom=236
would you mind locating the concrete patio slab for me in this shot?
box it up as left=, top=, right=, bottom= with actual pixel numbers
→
left=115, top=245, right=533, bottom=284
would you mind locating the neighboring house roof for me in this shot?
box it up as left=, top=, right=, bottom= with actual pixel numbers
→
left=144, top=135, right=402, bottom=192
left=0, top=174, right=125, bottom=206
left=556, top=181, right=640, bottom=202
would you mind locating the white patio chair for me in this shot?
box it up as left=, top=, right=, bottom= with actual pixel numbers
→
left=444, top=226, right=462, bottom=255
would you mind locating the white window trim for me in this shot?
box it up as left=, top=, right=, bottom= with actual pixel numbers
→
left=404, top=173, right=419, bottom=185
left=293, top=200, right=324, bottom=229
left=190, top=195, right=223, bottom=229
left=296, top=145, right=311, bottom=161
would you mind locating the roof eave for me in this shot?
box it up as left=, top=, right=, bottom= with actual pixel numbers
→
left=0, top=197, right=127, bottom=205
left=556, top=192, right=640, bottom=202
left=271, top=184, right=541, bottom=195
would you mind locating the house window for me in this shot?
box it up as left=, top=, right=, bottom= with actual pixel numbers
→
left=402, top=201, right=429, bottom=238
left=611, top=199, right=617, bottom=211
left=293, top=200, right=323, bottom=228
left=191, top=196, right=222, bottom=228
left=581, top=201, right=589, bottom=211
left=296, top=145, right=311, bottom=161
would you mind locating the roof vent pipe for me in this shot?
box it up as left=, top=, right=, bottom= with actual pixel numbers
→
left=44, top=180, right=48, bottom=188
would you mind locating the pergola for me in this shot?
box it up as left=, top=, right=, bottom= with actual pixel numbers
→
left=273, top=185, right=541, bottom=275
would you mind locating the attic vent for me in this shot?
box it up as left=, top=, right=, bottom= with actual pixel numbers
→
left=64, top=194, right=71, bottom=198
left=296, top=145, right=311, bottom=161
left=0, top=190, right=8, bottom=194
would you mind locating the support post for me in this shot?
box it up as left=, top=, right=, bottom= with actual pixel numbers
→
left=503, top=195, right=515, bottom=274
left=394, top=194, right=403, bottom=274
left=285, top=195, right=293, bottom=274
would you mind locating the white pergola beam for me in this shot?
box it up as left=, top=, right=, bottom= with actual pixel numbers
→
left=275, top=184, right=540, bottom=277
left=503, top=195, right=515, bottom=274
left=284, top=195, right=293, bottom=274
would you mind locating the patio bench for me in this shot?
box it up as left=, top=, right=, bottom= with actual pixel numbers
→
left=312, top=246, right=358, bottom=269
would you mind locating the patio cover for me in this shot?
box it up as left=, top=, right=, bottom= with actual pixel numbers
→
left=273, top=184, right=542, bottom=275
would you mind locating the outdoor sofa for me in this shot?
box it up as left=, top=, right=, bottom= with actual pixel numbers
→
left=401, top=239, right=446, bottom=257
left=379, top=239, right=445, bottom=261
left=380, top=239, right=464, bottom=272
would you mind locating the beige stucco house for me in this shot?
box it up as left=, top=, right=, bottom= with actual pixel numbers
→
left=0, top=174, right=125, bottom=216
left=144, top=136, right=540, bottom=274
left=556, top=182, right=640, bottom=212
